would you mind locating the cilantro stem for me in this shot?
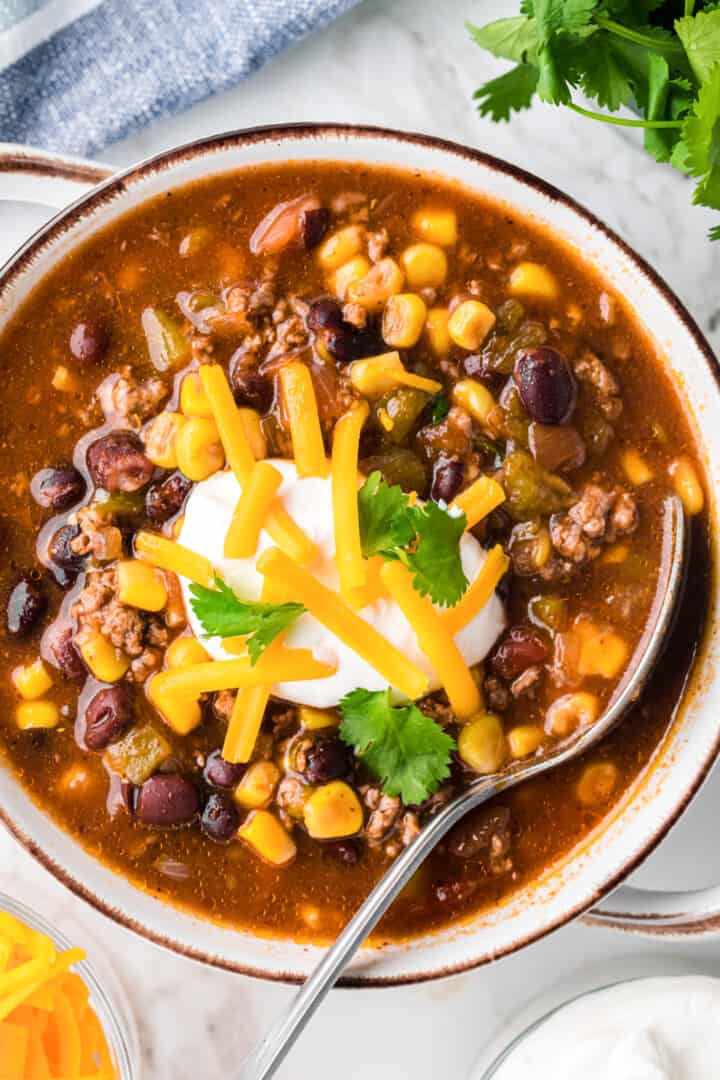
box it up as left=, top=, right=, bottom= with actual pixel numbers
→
left=594, top=15, right=685, bottom=57
left=569, top=103, right=683, bottom=129
left=684, top=0, right=695, bottom=13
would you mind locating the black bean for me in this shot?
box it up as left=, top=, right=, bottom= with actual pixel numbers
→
left=87, top=431, right=154, bottom=493
left=203, top=749, right=245, bottom=790
left=69, top=320, right=109, bottom=365
left=7, top=575, right=47, bottom=637
left=201, top=792, right=240, bottom=843
left=307, top=297, right=344, bottom=332
left=45, top=625, right=85, bottom=680
left=323, top=838, right=362, bottom=866
left=31, top=466, right=85, bottom=512
left=431, top=459, right=465, bottom=503
left=447, top=806, right=511, bottom=861
left=229, top=365, right=274, bottom=413
left=145, top=472, right=193, bottom=524
left=84, top=685, right=134, bottom=751
left=300, top=207, right=330, bottom=250
left=325, top=321, right=384, bottom=364
left=303, top=737, right=353, bottom=785
left=513, top=347, right=577, bottom=425
left=136, top=774, right=200, bottom=828
left=47, top=525, right=83, bottom=570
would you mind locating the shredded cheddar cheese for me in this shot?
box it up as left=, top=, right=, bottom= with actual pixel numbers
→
left=442, top=545, right=509, bottom=634
left=224, top=460, right=283, bottom=558
left=380, top=560, right=481, bottom=719
left=279, top=363, right=330, bottom=478
left=257, top=547, right=429, bottom=700
left=450, top=475, right=506, bottom=530
left=135, top=531, right=216, bottom=588
left=150, top=648, right=335, bottom=699
left=332, top=400, right=369, bottom=597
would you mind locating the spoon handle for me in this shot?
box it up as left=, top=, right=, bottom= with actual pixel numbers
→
left=237, top=778, right=497, bottom=1080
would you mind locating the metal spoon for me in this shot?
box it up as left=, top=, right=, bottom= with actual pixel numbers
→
left=238, top=494, right=686, bottom=1080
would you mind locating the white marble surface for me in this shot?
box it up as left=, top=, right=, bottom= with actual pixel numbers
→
left=4, top=1, right=720, bottom=1077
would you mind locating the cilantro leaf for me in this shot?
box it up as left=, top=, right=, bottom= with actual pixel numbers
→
left=683, top=63, right=720, bottom=210
left=404, top=501, right=468, bottom=608
left=577, top=33, right=637, bottom=110
left=431, top=393, right=450, bottom=424
left=339, top=688, right=455, bottom=805
left=676, top=10, right=720, bottom=86
left=358, top=471, right=414, bottom=559
left=532, top=0, right=597, bottom=39
left=189, top=577, right=305, bottom=664
left=467, top=15, right=539, bottom=62
left=474, top=64, right=539, bottom=121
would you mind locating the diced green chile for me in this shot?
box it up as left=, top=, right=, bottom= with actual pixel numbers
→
left=141, top=307, right=191, bottom=372
left=372, top=387, right=431, bottom=445
left=483, top=319, right=548, bottom=376
left=500, top=450, right=575, bottom=520
left=360, top=448, right=428, bottom=494
left=104, top=724, right=172, bottom=786
left=529, top=594, right=568, bottom=632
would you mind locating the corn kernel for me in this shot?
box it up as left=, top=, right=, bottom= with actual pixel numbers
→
left=401, top=243, right=448, bottom=288
left=509, top=262, right=558, bottom=301
left=669, top=455, right=704, bottom=515
left=180, top=372, right=213, bottom=418
left=602, top=543, right=629, bottom=565
left=411, top=207, right=458, bottom=247
left=333, top=254, right=371, bottom=300
left=382, top=293, right=428, bottom=349
left=51, top=365, right=80, bottom=393
left=166, top=636, right=211, bottom=668
left=299, top=706, right=338, bottom=731
left=303, top=780, right=363, bottom=839
left=545, top=692, right=599, bottom=737
left=350, top=351, right=441, bottom=398
left=507, top=724, right=544, bottom=759
left=448, top=300, right=496, bottom=351
left=176, top=417, right=225, bottom=481
left=576, top=761, right=618, bottom=806
left=234, top=761, right=281, bottom=809
left=239, top=810, right=297, bottom=866
left=621, top=448, right=654, bottom=486
left=347, top=257, right=404, bottom=313
left=148, top=677, right=202, bottom=735
left=425, top=307, right=452, bottom=356
left=575, top=619, right=628, bottom=680
left=15, top=700, right=60, bottom=731
left=317, top=225, right=364, bottom=270
left=452, top=379, right=496, bottom=427
left=117, top=560, right=168, bottom=612
left=458, top=713, right=506, bottom=774
left=143, top=411, right=187, bottom=469
left=238, top=408, right=267, bottom=460
left=77, top=629, right=130, bottom=683
left=12, top=659, right=53, bottom=701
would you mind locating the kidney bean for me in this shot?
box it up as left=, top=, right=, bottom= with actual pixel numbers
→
left=447, top=806, right=511, bottom=861
left=528, top=422, right=586, bottom=473
left=303, top=737, right=353, bottom=785
left=491, top=625, right=550, bottom=681
left=300, top=207, right=330, bottom=249
left=431, top=459, right=465, bottom=503
left=201, top=792, right=240, bottom=843
left=69, top=320, right=109, bottom=365
left=7, top=575, right=47, bottom=637
left=250, top=194, right=321, bottom=255
left=31, top=466, right=85, bottom=512
left=229, top=363, right=274, bottom=413
left=323, top=838, right=362, bottom=866
left=87, top=431, right=154, bottom=493
left=84, top=685, right=134, bottom=751
left=44, top=625, right=85, bottom=680
left=145, top=471, right=193, bottom=524
left=136, top=774, right=200, bottom=828
left=203, top=749, right=245, bottom=790
left=513, top=347, right=577, bottom=425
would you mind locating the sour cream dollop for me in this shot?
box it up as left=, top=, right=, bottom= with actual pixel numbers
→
left=488, top=977, right=720, bottom=1080
left=178, top=461, right=505, bottom=708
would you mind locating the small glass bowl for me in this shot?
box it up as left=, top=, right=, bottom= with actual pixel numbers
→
left=0, top=891, right=140, bottom=1079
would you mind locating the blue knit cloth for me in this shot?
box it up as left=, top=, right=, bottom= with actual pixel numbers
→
left=0, top=0, right=360, bottom=156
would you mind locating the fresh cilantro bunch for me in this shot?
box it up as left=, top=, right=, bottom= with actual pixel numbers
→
left=469, top=1, right=720, bottom=238
left=358, top=471, right=468, bottom=607
left=339, top=688, right=456, bottom=804
left=189, top=576, right=305, bottom=664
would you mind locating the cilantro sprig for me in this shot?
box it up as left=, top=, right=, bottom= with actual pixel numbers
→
left=358, top=471, right=468, bottom=607
left=189, top=576, right=305, bottom=664
left=339, top=688, right=456, bottom=804
left=469, top=1, right=720, bottom=239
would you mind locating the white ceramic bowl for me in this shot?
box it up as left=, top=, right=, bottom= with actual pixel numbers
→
left=0, top=126, right=718, bottom=984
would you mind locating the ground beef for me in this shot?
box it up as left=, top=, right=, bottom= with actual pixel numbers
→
left=550, top=483, right=638, bottom=565
left=109, top=366, right=168, bottom=428
left=385, top=811, right=421, bottom=857
left=484, top=674, right=510, bottom=712
left=367, top=227, right=389, bottom=262
left=574, top=351, right=622, bottom=421
left=73, top=568, right=168, bottom=678
left=510, top=664, right=542, bottom=698
left=70, top=506, right=123, bottom=564
left=212, top=690, right=236, bottom=723
left=361, top=786, right=402, bottom=843
left=275, top=776, right=305, bottom=828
